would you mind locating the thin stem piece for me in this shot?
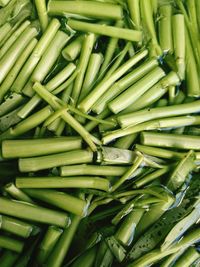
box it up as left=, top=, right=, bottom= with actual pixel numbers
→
left=35, top=0, right=48, bottom=32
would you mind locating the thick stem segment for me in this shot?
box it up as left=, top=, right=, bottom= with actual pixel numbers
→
left=24, top=189, right=88, bottom=216
left=108, top=67, right=165, bottom=114
left=78, top=49, right=148, bottom=113
left=16, top=176, right=110, bottom=192
left=118, top=100, right=200, bottom=128
left=11, top=18, right=60, bottom=93
left=48, top=0, right=123, bottom=20
left=141, top=132, right=200, bottom=150
left=68, top=19, right=142, bottom=42
left=19, top=149, right=93, bottom=172
left=0, top=236, right=24, bottom=253
left=0, top=26, right=38, bottom=84
left=0, top=197, right=70, bottom=227
left=35, top=0, right=49, bottom=32
left=2, top=137, right=82, bottom=158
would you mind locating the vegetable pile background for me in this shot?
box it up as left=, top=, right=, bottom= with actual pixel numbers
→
left=0, top=0, right=200, bottom=266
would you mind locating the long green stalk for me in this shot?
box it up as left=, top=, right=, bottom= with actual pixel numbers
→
left=92, top=58, right=158, bottom=114
left=46, top=215, right=81, bottom=267
left=0, top=20, right=30, bottom=59
left=0, top=38, right=37, bottom=102
left=0, top=215, right=34, bottom=238
left=78, top=52, right=103, bottom=102
left=2, top=137, right=82, bottom=158
left=48, top=0, right=123, bottom=20
left=141, top=132, right=200, bottom=150
left=37, top=226, right=63, bottom=265
left=33, top=83, right=98, bottom=151
left=0, top=235, right=24, bottom=253
left=118, top=100, right=200, bottom=128
left=0, top=106, right=53, bottom=142
left=158, top=5, right=173, bottom=53
left=127, top=0, right=141, bottom=30
left=0, top=25, right=38, bottom=84
left=16, top=176, right=110, bottom=192
left=19, top=149, right=93, bottom=172
left=68, top=19, right=142, bottom=42
left=0, top=92, right=25, bottom=117
left=17, top=63, right=76, bottom=118
left=11, top=18, right=60, bottom=92
left=31, top=30, right=70, bottom=83
left=121, top=71, right=180, bottom=114
left=108, top=67, right=165, bottom=114
left=102, top=115, right=200, bottom=144
left=78, top=49, right=148, bottom=113
left=173, top=247, right=200, bottom=267
left=35, top=0, right=48, bottom=32
left=71, top=33, right=95, bottom=105
left=0, top=22, right=12, bottom=43
left=24, top=189, right=88, bottom=216
left=172, top=14, right=185, bottom=80
left=62, top=35, right=84, bottom=61
left=60, top=164, right=128, bottom=177
left=0, top=197, right=70, bottom=227
left=4, top=183, right=34, bottom=203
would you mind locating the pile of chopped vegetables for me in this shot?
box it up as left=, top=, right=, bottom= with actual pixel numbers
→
left=0, top=0, right=200, bottom=266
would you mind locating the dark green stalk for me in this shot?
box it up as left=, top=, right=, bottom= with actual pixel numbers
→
left=0, top=235, right=24, bottom=252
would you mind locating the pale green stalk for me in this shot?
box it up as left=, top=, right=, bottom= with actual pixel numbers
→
left=78, top=49, right=148, bottom=113
left=60, top=164, right=128, bottom=177
left=185, top=24, right=200, bottom=97
left=0, top=215, right=34, bottom=238
left=33, top=82, right=98, bottom=151
left=62, top=35, right=84, bottom=61
left=0, top=197, right=70, bottom=227
left=0, top=22, right=12, bottom=43
left=2, top=136, right=82, bottom=158
left=121, top=71, right=180, bottom=114
left=4, top=183, right=34, bottom=203
left=0, top=236, right=24, bottom=253
left=17, top=63, right=76, bottom=118
left=78, top=52, right=103, bottom=102
left=133, top=166, right=171, bottom=188
left=37, top=226, right=63, bottom=265
left=127, top=0, right=141, bottom=30
left=11, top=18, right=60, bottom=92
left=48, top=0, right=123, bottom=20
left=21, top=79, right=34, bottom=97
left=24, top=189, right=88, bottom=216
left=141, top=132, right=200, bottom=150
left=104, top=42, right=131, bottom=80
left=140, top=0, right=162, bottom=56
left=0, top=20, right=30, bottom=59
left=31, top=30, right=70, bottom=83
left=114, top=134, right=138, bottom=149
left=118, top=100, right=200, bottom=128
left=0, top=38, right=37, bottom=102
left=71, top=33, right=96, bottom=106
left=172, top=14, right=185, bottom=80
left=102, top=115, right=200, bottom=144
left=0, top=26, right=38, bottom=84
left=16, top=176, right=110, bottom=192
left=158, top=5, right=173, bottom=53
left=35, top=0, right=49, bottom=32
left=92, top=58, right=158, bottom=114
left=68, top=19, right=142, bottom=42
left=167, top=150, right=195, bottom=191
left=0, top=106, right=53, bottom=142
left=173, top=247, right=200, bottom=267
left=0, top=93, right=25, bottom=116
left=108, top=67, right=165, bottom=114
left=19, top=149, right=93, bottom=172
left=46, top=215, right=81, bottom=267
